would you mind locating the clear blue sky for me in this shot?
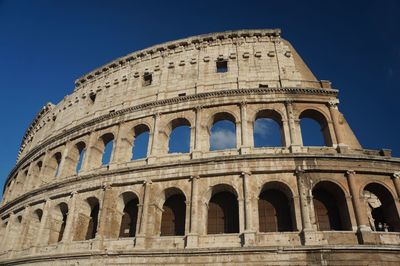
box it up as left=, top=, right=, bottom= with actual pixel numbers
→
left=1, top=0, right=399, bottom=198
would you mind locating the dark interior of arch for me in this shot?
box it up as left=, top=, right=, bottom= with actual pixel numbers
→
left=207, top=191, right=239, bottom=234
left=300, top=109, right=332, bottom=147
left=258, top=189, right=293, bottom=232
left=58, top=203, right=68, bottom=242
left=86, top=201, right=100, bottom=240
left=312, top=183, right=352, bottom=231
left=119, top=198, right=139, bottom=237
left=132, top=125, right=150, bottom=160
left=53, top=152, right=62, bottom=177
left=160, top=194, right=186, bottom=236
left=364, top=183, right=400, bottom=232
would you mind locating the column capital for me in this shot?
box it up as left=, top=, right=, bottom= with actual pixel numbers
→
left=295, top=167, right=305, bottom=176
left=239, top=100, right=247, bottom=107
left=393, top=172, right=400, bottom=179
left=102, top=183, right=112, bottom=191
left=194, top=105, right=204, bottom=112
left=346, top=170, right=356, bottom=176
left=284, top=100, right=293, bottom=105
left=327, top=100, right=339, bottom=108
left=70, top=191, right=78, bottom=197
left=143, top=179, right=153, bottom=185
left=190, top=175, right=200, bottom=180
left=241, top=171, right=251, bottom=177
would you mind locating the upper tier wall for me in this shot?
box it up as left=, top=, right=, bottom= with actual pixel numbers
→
left=18, top=29, right=329, bottom=162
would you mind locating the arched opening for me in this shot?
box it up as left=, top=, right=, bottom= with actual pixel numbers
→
left=75, top=142, right=86, bottom=173
left=210, top=112, right=236, bottom=151
left=258, top=182, right=294, bottom=232
left=49, top=202, right=68, bottom=244
left=160, top=191, right=186, bottom=236
left=363, top=183, right=400, bottom=232
left=100, top=133, right=114, bottom=166
left=73, top=197, right=100, bottom=241
left=300, top=109, right=332, bottom=147
left=85, top=198, right=100, bottom=240
left=312, top=181, right=352, bottom=231
left=131, top=124, right=150, bottom=160
left=168, top=118, right=191, bottom=154
left=119, top=192, right=139, bottom=238
left=207, top=185, right=239, bottom=234
left=254, top=110, right=284, bottom=147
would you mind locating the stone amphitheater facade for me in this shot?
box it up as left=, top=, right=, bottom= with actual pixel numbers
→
left=1, top=29, right=400, bottom=265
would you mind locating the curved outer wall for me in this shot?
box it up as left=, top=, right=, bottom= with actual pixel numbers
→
left=0, top=29, right=400, bottom=265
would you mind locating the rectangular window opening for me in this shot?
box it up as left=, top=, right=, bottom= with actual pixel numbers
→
left=143, top=72, right=152, bottom=86
left=89, top=93, right=96, bottom=103
left=216, top=60, right=228, bottom=73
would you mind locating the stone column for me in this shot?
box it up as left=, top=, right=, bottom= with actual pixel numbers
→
left=16, top=206, right=31, bottom=250
left=81, top=133, right=98, bottom=172
left=22, top=163, right=35, bottom=193
left=35, top=199, right=51, bottom=247
left=147, top=114, right=160, bottom=164
left=295, top=169, right=312, bottom=231
left=95, top=184, right=112, bottom=250
left=285, top=101, right=301, bottom=152
left=58, top=142, right=72, bottom=178
left=186, top=175, right=200, bottom=248
left=136, top=180, right=152, bottom=247
left=392, top=172, right=400, bottom=199
left=239, top=102, right=251, bottom=154
left=62, top=191, right=78, bottom=243
left=241, top=171, right=256, bottom=246
left=328, top=101, right=348, bottom=152
left=346, top=170, right=369, bottom=232
left=109, top=124, right=122, bottom=166
left=38, top=151, right=51, bottom=185
left=192, top=106, right=203, bottom=159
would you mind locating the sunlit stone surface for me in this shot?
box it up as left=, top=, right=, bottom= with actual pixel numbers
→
left=1, top=29, right=400, bottom=265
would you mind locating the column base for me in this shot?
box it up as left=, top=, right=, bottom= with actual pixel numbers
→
left=336, top=143, right=349, bottom=153
left=147, top=156, right=157, bottom=164
left=191, top=151, right=203, bottom=159
left=290, top=145, right=302, bottom=153
left=241, top=231, right=256, bottom=247
left=300, top=230, right=327, bottom=245
left=185, top=233, right=199, bottom=248
left=240, top=146, right=252, bottom=155
left=135, top=235, right=147, bottom=248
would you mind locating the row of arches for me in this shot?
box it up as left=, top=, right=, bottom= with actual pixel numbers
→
left=2, top=180, right=398, bottom=252
left=5, top=107, right=335, bottom=202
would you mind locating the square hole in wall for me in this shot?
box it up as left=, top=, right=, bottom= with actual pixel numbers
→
left=143, top=72, right=152, bottom=86
left=216, top=60, right=228, bottom=73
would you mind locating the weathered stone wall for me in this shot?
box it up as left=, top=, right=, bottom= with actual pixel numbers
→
left=1, top=29, right=400, bottom=265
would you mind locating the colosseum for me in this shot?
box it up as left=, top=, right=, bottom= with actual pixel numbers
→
left=0, top=29, right=399, bottom=265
